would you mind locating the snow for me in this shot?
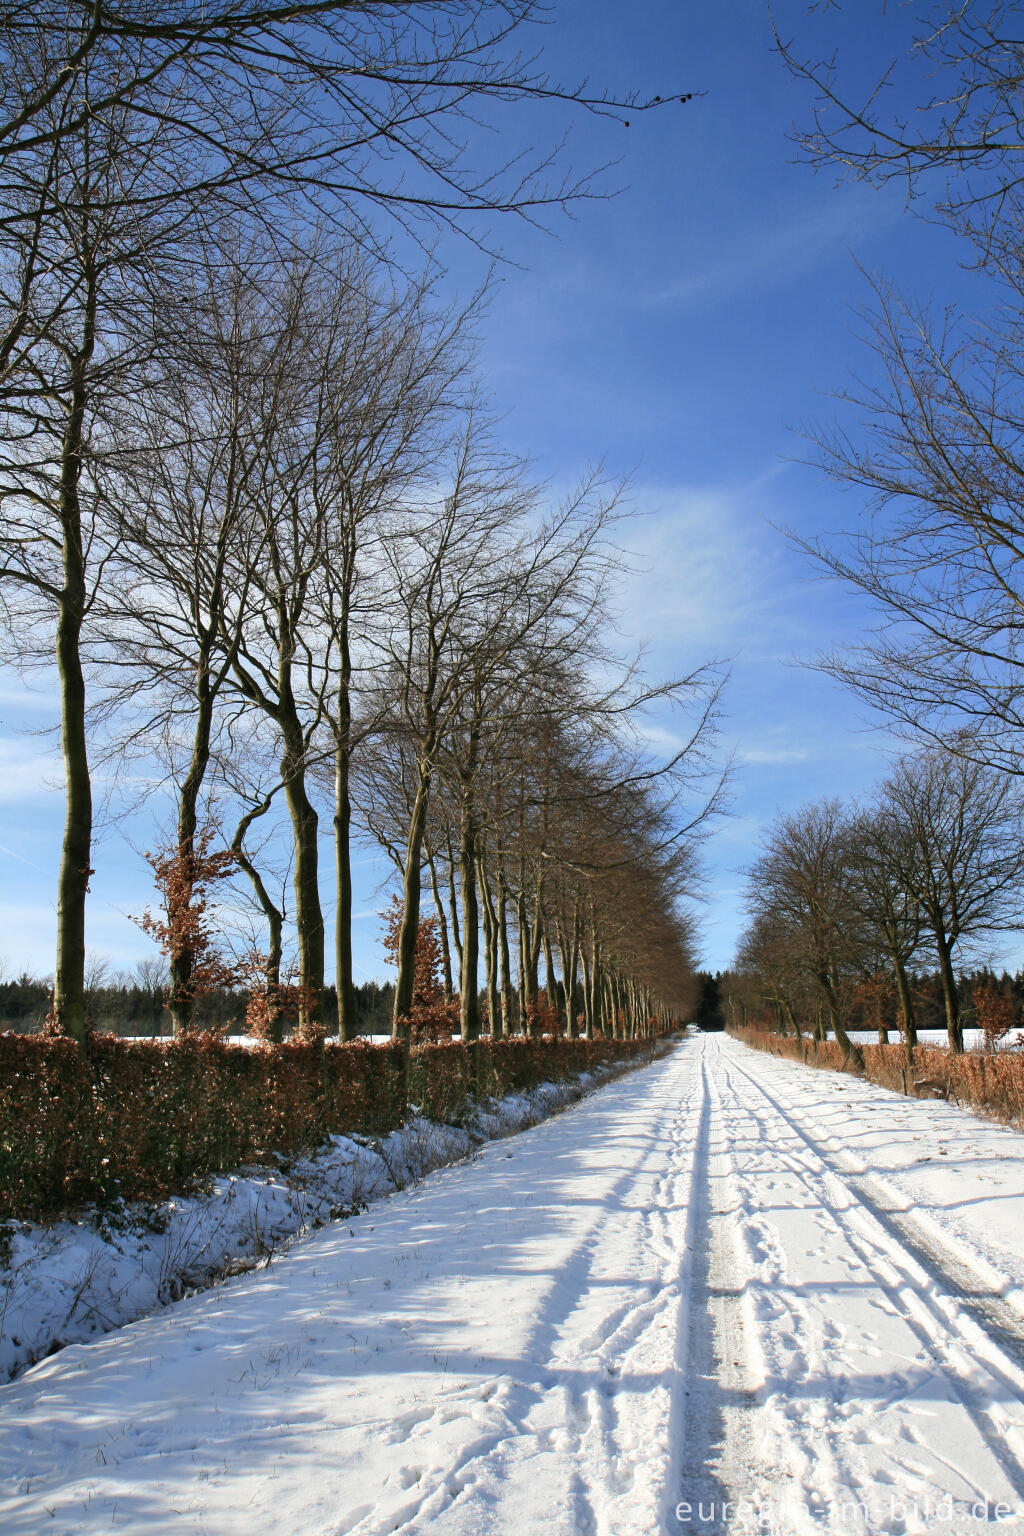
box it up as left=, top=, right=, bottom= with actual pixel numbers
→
left=847, top=1028, right=1010, bottom=1049
left=3, top=1033, right=1024, bottom=1534
left=0, top=1071, right=627, bottom=1384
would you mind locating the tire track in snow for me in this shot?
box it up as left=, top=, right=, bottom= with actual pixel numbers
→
left=714, top=1034, right=1024, bottom=1525
left=528, top=1041, right=704, bottom=1536
left=343, top=1045, right=705, bottom=1536
left=722, top=1045, right=1024, bottom=1428
left=670, top=1055, right=768, bottom=1535
left=846, top=1180, right=1024, bottom=1371
left=727, top=1049, right=1024, bottom=1374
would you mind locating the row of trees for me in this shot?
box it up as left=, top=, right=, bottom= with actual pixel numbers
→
left=733, top=745, right=1024, bottom=1061
left=0, top=4, right=709, bottom=1044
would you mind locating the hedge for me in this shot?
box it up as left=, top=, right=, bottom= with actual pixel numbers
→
left=727, top=1024, right=1024, bottom=1127
left=0, top=1031, right=667, bottom=1219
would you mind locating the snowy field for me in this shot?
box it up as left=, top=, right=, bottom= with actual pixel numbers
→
left=846, top=1028, right=1001, bottom=1048
left=4, top=1033, right=1024, bottom=1534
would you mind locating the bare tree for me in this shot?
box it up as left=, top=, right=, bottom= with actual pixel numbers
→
left=775, top=2, right=1024, bottom=253
left=773, top=10, right=1024, bottom=792
left=877, top=747, right=1024, bottom=1051
left=312, top=262, right=475, bottom=1040
left=473, top=674, right=713, bottom=1041
left=847, top=807, right=924, bottom=1059
left=372, top=424, right=537, bottom=1036
left=792, top=263, right=1024, bottom=783
left=221, top=264, right=341, bottom=1035
left=216, top=724, right=293, bottom=1043
left=95, top=234, right=295, bottom=1032
left=734, top=909, right=810, bottom=1040
left=0, top=67, right=175, bottom=1039
left=435, top=549, right=611, bottom=1041
left=745, top=799, right=865, bottom=1068
left=0, top=3, right=691, bottom=236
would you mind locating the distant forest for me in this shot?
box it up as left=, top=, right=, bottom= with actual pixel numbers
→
left=695, top=968, right=1024, bottom=1039
left=0, top=977, right=396, bottom=1038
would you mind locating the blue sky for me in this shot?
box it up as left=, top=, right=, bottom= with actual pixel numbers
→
left=0, top=1, right=1010, bottom=983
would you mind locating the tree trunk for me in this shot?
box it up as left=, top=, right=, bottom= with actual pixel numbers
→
left=557, top=915, right=580, bottom=1040
left=427, top=851, right=454, bottom=1005
left=821, top=972, right=864, bottom=1070
left=934, top=930, right=964, bottom=1053
left=781, top=998, right=801, bottom=1040
left=328, top=533, right=364, bottom=1043
left=54, top=505, right=92, bottom=1044
left=588, top=940, right=602, bottom=1036
left=53, top=283, right=97, bottom=1045
left=478, top=858, right=500, bottom=1037
left=458, top=802, right=481, bottom=1042
left=333, top=632, right=358, bottom=1042
left=528, top=880, right=544, bottom=1013
left=240, top=860, right=284, bottom=1042
left=892, top=952, right=918, bottom=1063
left=497, top=872, right=514, bottom=1037
left=581, top=944, right=593, bottom=1040
left=446, top=835, right=463, bottom=989
left=166, top=662, right=215, bottom=1036
left=334, top=757, right=357, bottom=1042
left=517, top=885, right=536, bottom=1034
left=542, top=918, right=558, bottom=1014
left=393, top=767, right=431, bottom=1035
left=281, top=723, right=323, bottom=1032
left=232, top=797, right=285, bottom=1043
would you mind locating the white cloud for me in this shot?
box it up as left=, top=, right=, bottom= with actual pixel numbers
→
left=736, top=745, right=809, bottom=765
left=633, top=722, right=696, bottom=756
left=0, top=737, right=63, bottom=802
left=710, top=812, right=770, bottom=848
left=613, top=468, right=791, bottom=662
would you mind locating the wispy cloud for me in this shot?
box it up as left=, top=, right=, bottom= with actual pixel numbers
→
left=0, top=738, right=63, bottom=803
left=0, top=841, right=42, bottom=868
left=646, top=185, right=900, bottom=310
left=634, top=722, right=697, bottom=757
left=736, top=745, right=809, bottom=765
left=0, top=660, right=61, bottom=714
left=614, top=468, right=792, bottom=662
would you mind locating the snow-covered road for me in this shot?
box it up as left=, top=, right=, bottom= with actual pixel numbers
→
left=4, top=1033, right=1024, bottom=1535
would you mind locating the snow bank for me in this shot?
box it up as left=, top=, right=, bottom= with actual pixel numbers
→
left=0, top=1059, right=657, bottom=1384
